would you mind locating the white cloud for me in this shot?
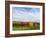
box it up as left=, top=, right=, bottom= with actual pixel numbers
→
left=13, top=11, right=40, bottom=22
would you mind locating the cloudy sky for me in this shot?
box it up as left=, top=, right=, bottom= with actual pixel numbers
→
left=12, top=7, right=40, bottom=22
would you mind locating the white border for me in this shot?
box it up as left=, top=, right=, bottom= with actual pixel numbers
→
left=10, top=4, right=43, bottom=34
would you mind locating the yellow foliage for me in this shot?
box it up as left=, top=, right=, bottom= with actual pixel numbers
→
left=29, top=22, right=33, bottom=26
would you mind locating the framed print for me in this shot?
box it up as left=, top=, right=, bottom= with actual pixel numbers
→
left=5, top=1, right=45, bottom=37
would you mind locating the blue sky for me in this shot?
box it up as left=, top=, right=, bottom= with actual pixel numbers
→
left=12, top=7, right=40, bottom=22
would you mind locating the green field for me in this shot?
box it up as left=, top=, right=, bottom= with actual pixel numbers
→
left=12, top=25, right=40, bottom=31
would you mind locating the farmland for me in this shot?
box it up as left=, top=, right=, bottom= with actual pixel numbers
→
left=12, top=21, right=40, bottom=31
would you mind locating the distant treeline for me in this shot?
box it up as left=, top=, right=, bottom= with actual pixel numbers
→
left=13, top=21, right=40, bottom=27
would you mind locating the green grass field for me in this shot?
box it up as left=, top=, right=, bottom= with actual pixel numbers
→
left=12, top=25, right=40, bottom=31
